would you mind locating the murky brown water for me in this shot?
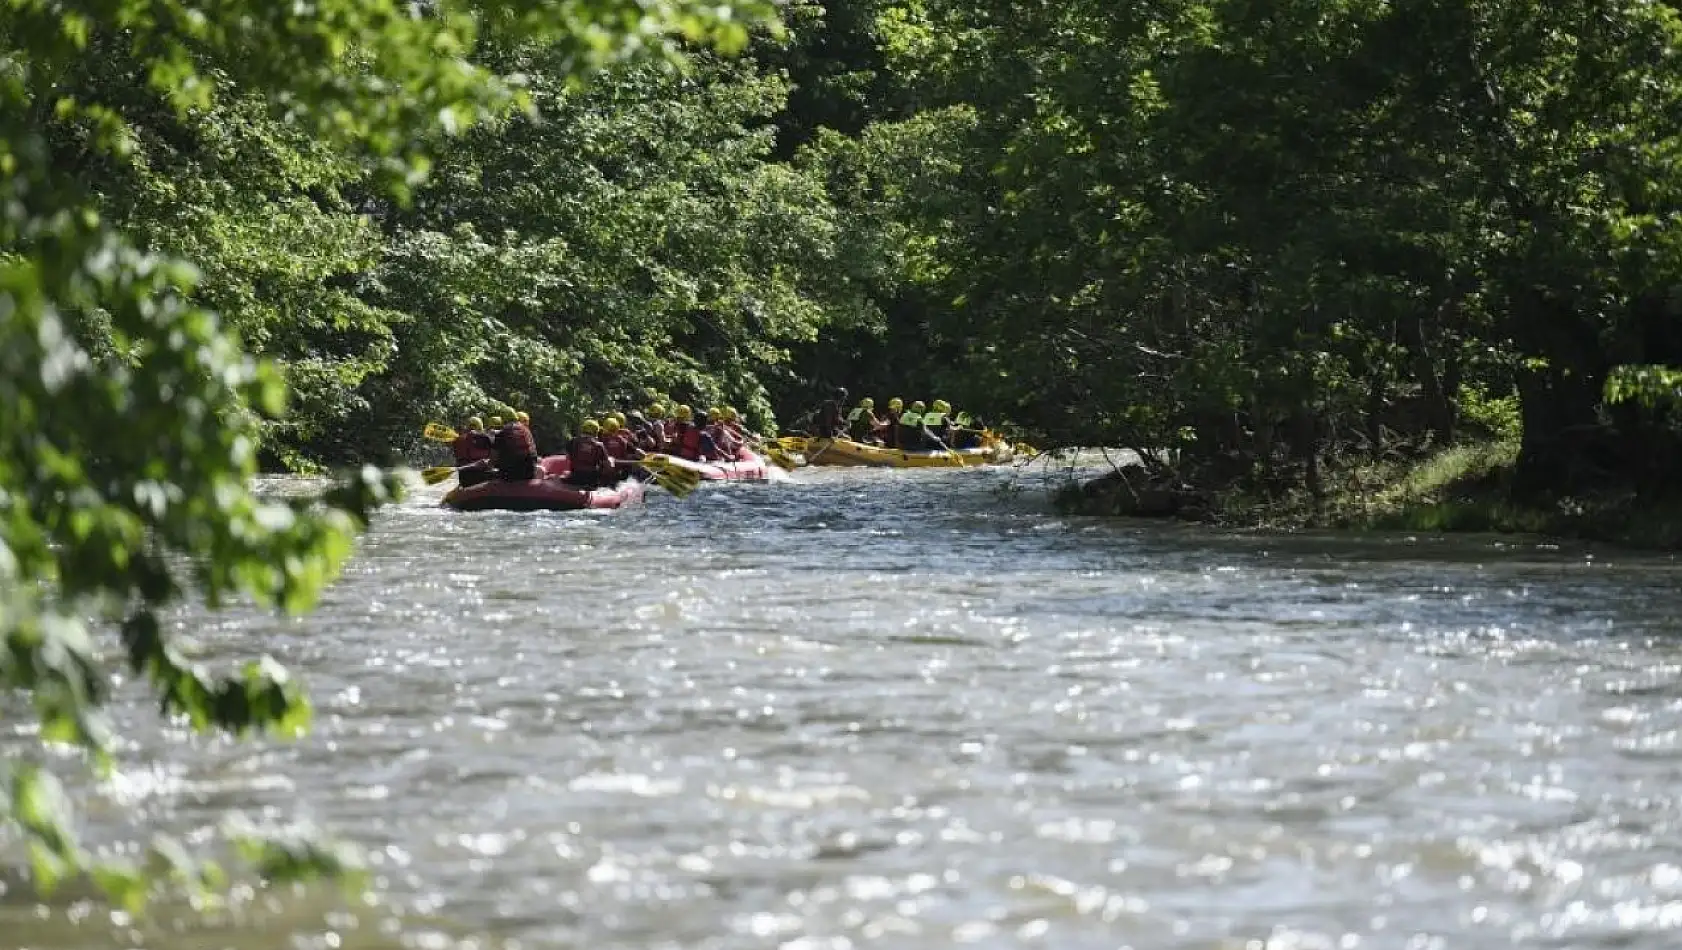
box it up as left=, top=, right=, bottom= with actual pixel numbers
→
left=8, top=461, right=1682, bottom=949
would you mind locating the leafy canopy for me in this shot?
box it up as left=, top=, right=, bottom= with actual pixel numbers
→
left=1, top=0, right=779, bottom=909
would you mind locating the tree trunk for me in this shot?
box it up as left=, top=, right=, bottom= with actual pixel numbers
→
left=1401, top=305, right=1456, bottom=443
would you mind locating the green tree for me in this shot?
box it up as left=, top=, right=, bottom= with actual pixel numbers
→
left=813, top=0, right=1682, bottom=503
left=2, top=0, right=777, bottom=907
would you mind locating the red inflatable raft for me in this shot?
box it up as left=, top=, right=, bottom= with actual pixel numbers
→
left=537, top=448, right=769, bottom=482
left=441, top=476, right=645, bottom=513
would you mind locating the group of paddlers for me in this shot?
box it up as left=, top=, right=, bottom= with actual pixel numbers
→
left=812, top=392, right=986, bottom=452
left=449, top=404, right=752, bottom=489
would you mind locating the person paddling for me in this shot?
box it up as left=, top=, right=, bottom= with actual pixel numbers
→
left=815, top=387, right=848, bottom=437
left=450, top=415, right=496, bottom=487
left=563, top=420, right=616, bottom=488
left=670, top=405, right=719, bottom=462
left=921, top=399, right=956, bottom=450
left=601, top=417, right=639, bottom=462
left=627, top=410, right=664, bottom=452
left=721, top=406, right=747, bottom=439
left=705, top=407, right=740, bottom=460
left=895, top=400, right=928, bottom=450
left=879, top=397, right=905, bottom=447
left=492, top=417, right=541, bottom=481
left=648, top=402, right=674, bottom=440
left=846, top=397, right=878, bottom=442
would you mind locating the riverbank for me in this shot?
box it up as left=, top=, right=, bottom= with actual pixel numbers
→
left=1058, top=440, right=1682, bottom=551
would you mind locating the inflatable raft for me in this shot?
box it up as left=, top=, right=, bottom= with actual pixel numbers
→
left=538, top=448, right=770, bottom=482
left=804, top=437, right=1014, bottom=469
left=653, top=450, right=769, bottom=481
left=441, top=475, right=646, bottom=512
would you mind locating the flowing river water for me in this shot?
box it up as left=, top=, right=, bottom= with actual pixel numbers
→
left=8, top=460, right=1682, bottom=949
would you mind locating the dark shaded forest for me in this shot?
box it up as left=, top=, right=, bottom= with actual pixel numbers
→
left=13, top=0, right=1682, bottom=500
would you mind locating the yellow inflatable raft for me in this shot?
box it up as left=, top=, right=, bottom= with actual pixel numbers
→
left=803, top=436, right=1015, bottom=469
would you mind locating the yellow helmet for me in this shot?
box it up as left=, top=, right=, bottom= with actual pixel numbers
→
left=707, top=406, right=722, bottom=421
left=515, top=411, right=531, bottom=425
left=723, top=406, right=739, bottom=422
left=860, top=397, right=874, bottom=409
left=675, top=404, right=694, bottom=421
left=467, top=416, right=484, bottom=432
left=580, top=419, right=601, bottom=435
left=932, top=399, right=950, bottom=413
left=649, top=402, right=667, bottom=419
left=603, top=418, right=622, bottom=434
left=488, top=415, right=505, bottom=428
left=910, top=400, right=926, bottom=412
left=888, top=397, right=903, bottom=411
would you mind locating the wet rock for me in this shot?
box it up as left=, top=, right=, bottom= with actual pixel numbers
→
left=1056, top=463, right=1212, bottom=520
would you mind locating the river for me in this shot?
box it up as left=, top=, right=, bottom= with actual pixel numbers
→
left=8, top=460, right=1682, bottom=949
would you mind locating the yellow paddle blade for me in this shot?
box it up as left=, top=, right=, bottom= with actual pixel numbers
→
left=423, top=422, right=458, bottom=443
left=647, top=464, right=700, bottom=498
left=764, top=447, right=797, bottom=471
left=636, top=455, right=701, bottom=497
left=421, top=465, right=458, bottom=485
left=777, top=436, right=809, bottom=452
left=655, top=471, right=699, bottom=499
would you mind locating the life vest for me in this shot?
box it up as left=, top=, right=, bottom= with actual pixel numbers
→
left=567, top=435, right=609, bottom=474
left=603, top=432, right=635, bottom=459
left=921, top=410, right=947, bottom=428
left=846, top=410, right=874, bottom=440
left=494, top=423, right=537, bottom=468
left=673, top=423, right=705, bottom=461
left=451, top=431, right=494, bottom=466
left=900, top=410, right=923, bottom=427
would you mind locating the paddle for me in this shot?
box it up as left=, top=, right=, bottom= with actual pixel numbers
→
left=421, top=464, right=472, bottom=486
left=745, top=435, right=799, bottom=471
left=925, top=430, right=965, bottom=464
left=423, top=421, right=459, bottom=443
left=636, top=455, right=703, bottom=498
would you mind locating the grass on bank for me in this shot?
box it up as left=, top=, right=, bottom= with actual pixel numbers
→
left=1244, top=438, right=1682, bottom=550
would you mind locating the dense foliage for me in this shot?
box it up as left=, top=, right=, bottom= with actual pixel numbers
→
left=798, top=0, right=1682, bottom=501
left=2, top=0, right=777, bottom=906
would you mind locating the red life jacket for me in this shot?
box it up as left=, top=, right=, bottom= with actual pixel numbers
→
left=567, top=435, right=608, bottom=475
left=494, top=423, right=537, bottom=468
left=674, top=423, right=704, bottom=461
left=451, top=430, right=494, bottom=466
left=603, top=432, right=635, bottom=459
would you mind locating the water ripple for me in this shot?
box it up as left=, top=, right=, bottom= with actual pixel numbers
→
left=8, top=463, right=1682, bottom=949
